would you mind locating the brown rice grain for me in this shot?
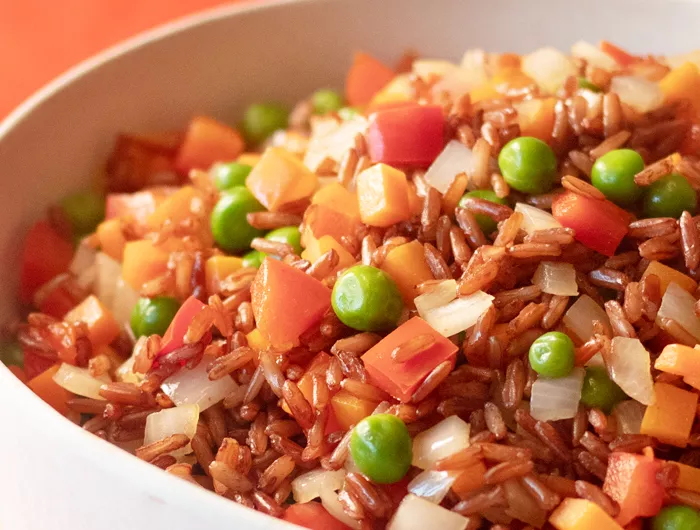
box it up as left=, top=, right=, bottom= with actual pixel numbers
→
left=136, top=433, right=189, bottom=462
left=493, top=212, right=523, bottom=247
left=520, top=473, right=561, bottom=511
left=424, top=242, right=451, bottom=279
left=208, top=346, right=255, bottom=380
left=341, top=378, right=390, bottom=403
left=507, top=242, right=561, bottom=258
left=634, top=156, right=676, bottom=186
left=534, top=420, right=571, bottom=462
left=471, top=138, right=491, bottom=188
left=361, top=235, right=377, bottom=267
left=345, top=472, right=392, bottom=519
left=450, top=225, right=473, bottom=266
left=435, top=215, right=453, bottom=262
left=391, top=333, right=436, bottom=363
left=411, top=360, right=453, bottom=403
left=281, top=380, right=315, bottom=430
left=502, top=359, right=525, bottom=410
left=680, top=211, right=700, bottom=271
left=452, top=486, right=507, bottom=516
left=458, top=259, right=499, bottom=296
left=604, top=300, right=637, bottom=338
left=99, top=382, right=149, bottom=406
left=589, top=130, right=631, bottom=159
left=576, top=450, right=608, bottom=481
left=561, top=174, right=606, bottom=200
left=603, top=93, right=622, bottom=138
left=251, top=237, right=295, bottom=258
left=568, top=150, right=593, bottom=176
left=574, top=480, right=618, bottom=517
left=608, top=434, right=656, bottom=453
left=589, top=268, right=630, bottom=291
left=258, top=455, right=295, bottom=494
left=421, top=187, right=441, bottom=241
left=483, top=402, right=507, bottom=440
left=542, top=295, right=569, bottom=329
left=459, top=197, right=514, bottom=223
left=246, top=211, right=303, bottom=231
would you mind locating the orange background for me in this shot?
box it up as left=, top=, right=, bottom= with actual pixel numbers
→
left=0, top=0, right=239, bottom=118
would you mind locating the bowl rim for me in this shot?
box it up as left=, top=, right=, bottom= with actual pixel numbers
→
left=0, top=0, right=330, bottom=527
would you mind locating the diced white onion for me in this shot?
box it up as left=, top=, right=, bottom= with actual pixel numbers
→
left=291, top=468, right=346, bottom=504
left=412, top=416, right=470, bottom=469
left=432, top=68, right=487, bottom=101
left=503, top=478, right=547, bottom=528
left=533, top=262, right=579, bottom=296
left=116, top=355, right=144, bottom=385
left=412, top=59, right=459, bottom=80
left=610, top=76, right=664, bottom=113
left=414, top=280, right=458, bottom=316
left=522, top=47, right=578, bottom=94
left=95, top=252, right=139, bottom=325
left=407, top=470, right=459, bottom=504
left=657, top=282, right=700, bottom=341
left=571, top=41, right=618, bottom=70
left=563, top=295, right=611, bottom=342
left=161, top=355, right=238, bottom=412
left=608, top=337, right=655, bottom=405
left=144, top=404, right=199, bottom=459
left=514, top=203, right=562, bottom=235
left=460, top=49, right=487, bottom=71
left=303, top=116, right=368, bottom=173
left=388, top=494, right=469, bottom=530
left=321, top=489, right=362, bottom=530
left=421, top=291, right=494, bottom=338
left=530, top=368, right=584, bottom=422
left=612, top=400, right=647, bottom=435
left=424, top=141, right=473, bottom=194
left=52, top=363, right=109, bottom=400
left=585, top=352, right=606, bottom=368
left=69, top=242, right=97, bottom=290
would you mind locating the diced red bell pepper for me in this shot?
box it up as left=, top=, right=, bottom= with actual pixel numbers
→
left=367, top=104, right=445, bottom=168
left=174, top=116, right=245, bottom=174
left=19, top=221, right=74, bottom=304
left=105, top=186, right=178, bottom=225
left=361, top=317, right=458, bottom=402
left=602, top=451, right=664, bottom=526
left=600, top=40, right=639, bottom=67
left=23, top=347, right=58, bottom=380
left=345, top=51, right=396, bottom=108
left=106, top=133, right=181, bottom=193
left=158, top=296, right=211, bottom=358
left=552, top=192, right=631, bottom=257
left=283, top=502, right=353, bottom=530
left=251, top=258, right=331, bottom=350
left=35, top=274, right=80, bottom=319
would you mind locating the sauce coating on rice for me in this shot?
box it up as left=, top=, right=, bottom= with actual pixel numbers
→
left=9, top=41, right=700, bottom=530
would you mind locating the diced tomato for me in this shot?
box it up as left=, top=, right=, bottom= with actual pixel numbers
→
left=251, top=258, right=331, bottom=349
left=345, top=52, right=395, bottom=108
left=602, top=452, right=664, bottom=526
left=23, top=347, right=58, bottom=380
left=362, top=317, right=458, bottom=402
left=552, top=192, right=631, bottom=257
left=35, top=274, right=80, bottom=319
left=283, top=502, right=353, bottom=530
left=367, top=104, right=445, bottom=168
left=19, top=221, right=74, bottom=304
left=158, top=296, right=211, bottom=357
left=174, top=116, right=245, bottom=174
left=105, top=186, right=178, bottom=224
left=600, top=40, right=639, bottom=67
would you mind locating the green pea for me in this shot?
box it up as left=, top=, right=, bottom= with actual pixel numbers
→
left=350, top=414, right=412, bottom=484
left=241, top=102, right=289, bottom=144
left=242, top=250, right=265, bottom=269
left=331, top=265, right=403, bottom=331
left=211, top=186, right=266, bottom=252
left=578, top=77, right=601, bottom=92
left=459, top=190, right=509, bottom=235
left=529, top=331, right=575, bottom=378
left=338, top=107, right=361, bottom=120
left=498, top=136, right=558, bottom=194
left=211, top=162, right=253, bottom=191
left=265, top=226, right=302, bottom=256
left=652, top=505, right=700, bottom=530
left=0, top=341, right=23, bottom=368
left=580, top=366, right=627, bottom=413
left=312, top=89, right=344, bottom=115
left=60, top=190, right=105, bottom=236
left=644, top=173, right=697, bottom=219
left=591, top=149, right=644, bottom=205
left=130, top=297, right=181, bottom=338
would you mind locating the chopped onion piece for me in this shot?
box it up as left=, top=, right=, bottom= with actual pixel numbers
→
left=407, top=470, right=459, bottom=504
left=321, top=489, right=362, bottom=530
left=424, top=141, right=473, bottom=194
left=95, top=252, right=139, bottom=325
left=522, top=47, right=578, bottom=94
left=52, top=363, right=109, bottom=400
left=116, top=355, right=144, bottom=385
left=161, top=355, right=238, bottom=412
left=608, top=337, right=655, bottom=405
left=586, top=352, right=606, bottom=368
left=563, top=295, right=611, bottom=342
left=388, top=494, right=469, bottom=530
left=421, top=291, right=494, bottom=338
left=530, top=368, right=584, bottom=422
left=460, top=49, right=487, bottom=70
left=415, top=280, right=458, bottom=316
left=613, top=400, right=646, bottom=435
left=432, top=67, right=487, bottom=101
left=533, top=261, right=579, bottom=296
left=657, top=282, right=700, bottom=341
left=69, top=242, right=97, bottom=290
left=112, top=277, right=141, bottom=325
left=412, top=416, right=470, bottom=469
left=412, top=59, right=459, bottom=80
left=144, top=404, right=199, bottom=459
left=571, top=41, right=618, bottom=70
left=291, top=468, right=346, bottom=504
left=514, top=203, right=562, bottom=235
left=303, top=116, right=368, bottom=173
left=610, top=76, right=663, bottom=113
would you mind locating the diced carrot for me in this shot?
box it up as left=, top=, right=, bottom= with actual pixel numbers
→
left=367, top=73, right=413, bottom=112
left=452, top=461, right=487, bottom=499
left=205, top=255, right=244, bottom=296
left=175, top=116, right=244, bottom=174
left=96, top=219, right=127, bottom=261
left=655, top=343, right=700, bottom=379
left=8, top=365, right=27, bottom=384
left=237, top=153, right=261, bottom=166
left=641, top=260, right=697, bottom=296
left=147, top=186, right=207, bottom=231
left=640, top=382, right=698, bottom=447
left=381, top=240, right=434, bottom=304
left=19, top=221, right=74, bottom=304
left=302, top=204, right=360, bottom=248
left=470, top=83, right=500, bottom=103
left=245, top=328, right=269, bottom=353
left=356, top=163, right=410, bottom=227
left=600, top=41, right=639, bottom=67
left=440, top=173, right=469, bottom=219
left=659, top=63, right=700, bottom=111
left=283, top=501, right=354, bottom=530
left=246, top=147, right=318, bottom=212
left=684, top=373, right=700, bottom=390
left=406, top=181, right=423, bottom=218
left=121, top=239, right=170, bottom=291
left=105, top=134, right=181, bottom=193
left=675, top=462, right=700, bottom=493
left=549, top=498, right=624, bottom=530
left=23, top=348, right=57, bottom=380
left=27, top=364, right=71, bottom=416
left=105, top=186, right=177, bottom=224
left=330, top=390, right=378, bottom=430
left=361, top=317, right=458, bottom=402
left=517, top=98, right=557, bottom=142
left=491, top=67, right=535, bottom=93
left=251, top=258, right=331, bottom=349
left=64, top=295, right=120, bottom=349
left=300, top=235, right=355, bottom=273
left=158, top=296, right=211, bottom=357
left=345, top=52, right=395, bottom=107
left=311, top=183, right=360, bottom=220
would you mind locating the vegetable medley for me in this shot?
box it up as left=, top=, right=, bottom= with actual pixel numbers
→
left=9, top=40, right=700, bottom=530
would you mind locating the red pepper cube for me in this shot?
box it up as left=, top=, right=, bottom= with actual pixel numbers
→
left=367, top=104, right=445, bottom=168
left=158, top=296, right=211, bottom=357
left=361, top=317, right=458, bottom=402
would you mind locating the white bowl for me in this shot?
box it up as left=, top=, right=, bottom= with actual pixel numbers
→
left=1, top=0, right=700, bottom=528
